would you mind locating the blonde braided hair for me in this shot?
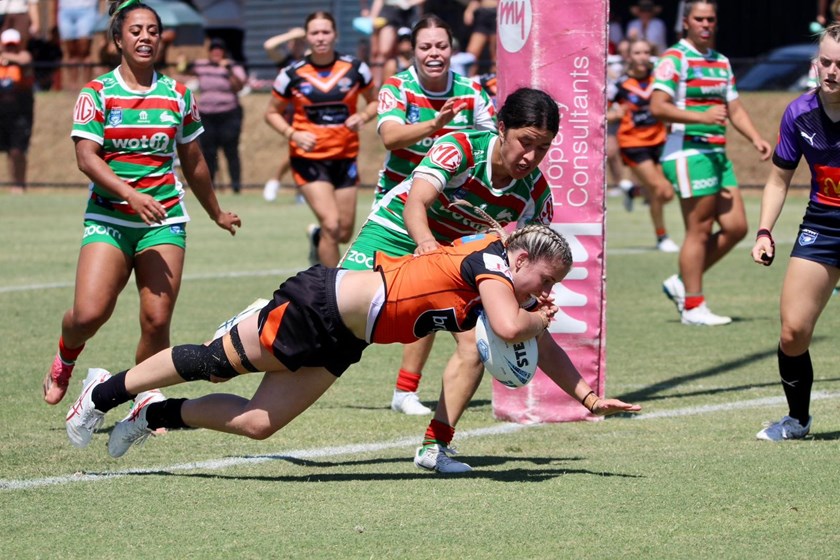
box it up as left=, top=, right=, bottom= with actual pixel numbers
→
left=449, top=200, right=572, bottom=267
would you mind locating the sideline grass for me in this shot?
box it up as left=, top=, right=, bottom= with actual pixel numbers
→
left=1, top=189, right=838, bottom=559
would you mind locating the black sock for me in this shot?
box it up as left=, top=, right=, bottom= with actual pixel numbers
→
left=91, top=371, right=135, bottom=413
left=145, top=398, right=189, bottom=430
left=777, top=345, right=813, bottom=425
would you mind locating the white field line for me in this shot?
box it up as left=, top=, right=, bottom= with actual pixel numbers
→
left=3, top=390, right=838, bottom=491
left=0, top=423, right=525, bottom=491
left=631, top=390, right=838, bottom=420
left=0, top=237, right=796, bottom=293
left=0, top=268, right=302, bottom=294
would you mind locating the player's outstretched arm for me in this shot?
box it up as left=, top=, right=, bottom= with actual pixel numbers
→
left=537, top=335, right=641, bottom=416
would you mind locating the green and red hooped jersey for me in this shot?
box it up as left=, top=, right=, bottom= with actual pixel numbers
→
left=71, top=67, right=203, bottom=227
left=375, top=67, right=496, bottom=196
left=652, top=39, right=738, bottom=161
left=369, top=129, right=553, bottom=242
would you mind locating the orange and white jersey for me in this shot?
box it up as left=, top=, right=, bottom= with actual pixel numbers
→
left=611, top=73, right=666, bottom=149
left=272, top=53, right=373, bottom=160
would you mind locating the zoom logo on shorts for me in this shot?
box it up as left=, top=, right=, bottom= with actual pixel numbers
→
left=691, top=177, right=719, bottom=190
left=345, top=249, right=373, bottom=269
left=83, top=223, right=123, bottom=240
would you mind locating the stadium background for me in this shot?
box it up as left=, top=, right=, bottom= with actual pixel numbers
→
left=5, top=0, right=820, bottom=189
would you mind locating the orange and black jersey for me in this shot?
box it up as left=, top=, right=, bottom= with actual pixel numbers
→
left=370, top=233, right=515, bottom=344
left=612, top=73, right=666, bottom=149
left=272, top=53, right=373, bottom=160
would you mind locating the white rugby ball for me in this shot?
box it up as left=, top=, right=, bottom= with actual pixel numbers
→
left=475, top=311, right=539, bottom=388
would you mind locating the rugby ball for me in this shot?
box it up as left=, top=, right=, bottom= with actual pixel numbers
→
left=475, top=311, right=539, bottom=388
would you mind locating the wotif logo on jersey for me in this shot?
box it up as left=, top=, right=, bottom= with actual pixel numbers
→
left=498, top=0, right=532, bottom=54
left=112, top=132, right=170, bottom=151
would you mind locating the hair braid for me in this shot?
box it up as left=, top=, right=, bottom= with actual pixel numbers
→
left=447, top=200, right=572, bottom=267
left=506, top=225, right=573, bottom=267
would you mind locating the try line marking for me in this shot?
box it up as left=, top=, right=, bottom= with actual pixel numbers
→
left=2, top=390, right=837, bottom=492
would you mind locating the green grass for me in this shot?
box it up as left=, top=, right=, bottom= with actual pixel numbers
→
left=1, top=188, right=838, bottom=559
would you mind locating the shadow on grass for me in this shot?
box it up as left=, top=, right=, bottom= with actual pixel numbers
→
left=116, top=454, right=642, bottom=483
left=807, top=431, right=840, bottom=441
left=614, top=336, right=840, bottom=404
left=338, top=398, right=491, bottom=413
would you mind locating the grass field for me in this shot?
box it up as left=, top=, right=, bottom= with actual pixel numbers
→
left=1, top=189, right=839, bottom=559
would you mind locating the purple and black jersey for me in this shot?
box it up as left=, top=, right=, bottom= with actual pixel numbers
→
left=774, top=91, right=840, bottom=207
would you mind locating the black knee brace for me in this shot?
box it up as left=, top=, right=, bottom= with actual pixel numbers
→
left=171, top=337, right=239, bottom=381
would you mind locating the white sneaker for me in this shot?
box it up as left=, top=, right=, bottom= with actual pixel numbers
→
left=125, top=389, right=168, bottom=436
left=391, top=390, right=432, bottom=415
left=756, top=415, right=812, bottom=441
left=108, top=395, right=160, bottom=458
left=656, top=237, right=680, bottom=253
left=306, top=224, right=321, bottom=266
left=681, top=303, right=732, bottom=326
left=662, top=274, right=685, bottom=313
left=66, top=368, right=111, bottom=448
left=414, top=444, right=472, bottom=474
left=263, top=179, right=280, bottom=202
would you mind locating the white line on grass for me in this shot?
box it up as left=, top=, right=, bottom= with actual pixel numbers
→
left=1, top=238, right=797, bottom=293
left=0, top=268, right=302, bottom=294
left=632, top=390, right=838, bottom=420
left=4, top=390, right=839, bottom=492
left=0, top=423, right=526, bottom=491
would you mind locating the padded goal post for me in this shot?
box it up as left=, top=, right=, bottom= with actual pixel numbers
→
left=492, top=0, right=607, bottom=423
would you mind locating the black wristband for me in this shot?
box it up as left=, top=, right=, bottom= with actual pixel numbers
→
left=756, top=228, right=774, bottom=242
left=756, top=228, right=775, bottom=266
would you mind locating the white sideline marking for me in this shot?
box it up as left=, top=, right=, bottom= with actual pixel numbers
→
left=4, top=390, right=839, bottom=491
left=632, top=390, right=838, bottom=420
left=0, top=268, right=302, bottom=294
left=0, top=238, right=796, bottom=293
left=0, top=423, right=526, bottom=491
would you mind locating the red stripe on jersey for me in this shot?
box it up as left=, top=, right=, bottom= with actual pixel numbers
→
left=685, top=98, right=725, bottom=106
left=392, top=149, right=424, bottom=166
left=384, top=168, right=407, bottom=183
left=107, top=97, right=181, bottom=112
left=450, top=133, right=476, bottom=168
left=105, top=152, right=170, bottom=167
left=689, top=60, right=729, bottom=71
left=133, top=174, right=177, bottom=190
left=687, top=79, right=728, bottom=88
